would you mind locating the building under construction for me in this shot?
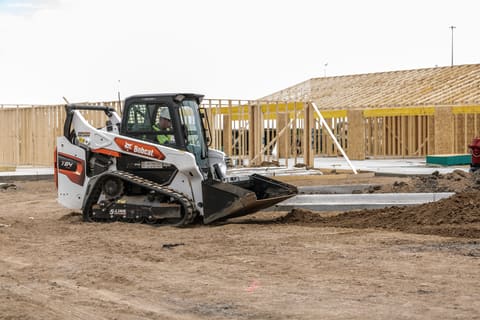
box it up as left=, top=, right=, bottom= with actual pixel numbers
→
left=1, top=64, right=479, bottom=168
left=204, top=64, right=480, bottom=167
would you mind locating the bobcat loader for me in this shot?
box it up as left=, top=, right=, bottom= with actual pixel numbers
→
left=54, top=93, right=297, bottom=225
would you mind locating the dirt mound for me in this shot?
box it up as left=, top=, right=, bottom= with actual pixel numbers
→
left=382, top=170, right=480, bottom=193
left=279, top=190, right=480, bottom=238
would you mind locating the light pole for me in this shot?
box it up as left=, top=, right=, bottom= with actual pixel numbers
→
left=450, top=25, right=456, bottom=66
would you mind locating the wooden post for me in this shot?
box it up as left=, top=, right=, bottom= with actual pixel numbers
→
left=382, top=116, right=386, bottom=157
left=303, top=104, right=314, bottom=167
left=427, top=116, right=434, bottom=155
left=248, top=104, right=263, bottom=166
left=15, top=106, right=20, bottom=166
left=386, top=117, right=391, bottom=155
left=277, top=112, right=289, bottom=158
left=401, top=116, right=406, bottom=157
left=417, top=116, right=422, bottom=155
left=433, top=106, right=454, bottom=154
left=373, top=118, right=378, bottom=156
left=407, top=116, right=413, bottom=156
left=222, top=114, right=232, bottom=156
left=347, top=109, right=366, bottom=160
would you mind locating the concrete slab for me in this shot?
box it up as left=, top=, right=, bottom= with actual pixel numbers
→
left=311, top=157, right=470, bottom=176
left=0, top=166, right=53, bottom=181
left=298, top=184, right=379, bottom=194
left=272, top=192, right=455, bottom=212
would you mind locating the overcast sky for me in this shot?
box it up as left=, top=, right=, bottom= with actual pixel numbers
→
left=0, top=0, right=479, bottom=104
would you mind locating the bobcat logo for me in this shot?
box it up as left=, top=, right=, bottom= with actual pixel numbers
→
left=114, top=137, right=165, bottom=161
left=124, top=142, right=133, bottom=151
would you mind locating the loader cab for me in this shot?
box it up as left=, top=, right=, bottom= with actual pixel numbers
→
left=120, top=94, right=209, bottom=169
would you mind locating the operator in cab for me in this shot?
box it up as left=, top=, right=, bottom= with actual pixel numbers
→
left=153, top=108, right=174, bottom=144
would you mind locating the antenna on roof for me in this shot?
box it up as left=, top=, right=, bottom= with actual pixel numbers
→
left=450, top=25, right=456, bottom=66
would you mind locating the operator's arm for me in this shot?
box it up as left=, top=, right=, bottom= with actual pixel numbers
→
left=153, top=124, right=174, bottom=144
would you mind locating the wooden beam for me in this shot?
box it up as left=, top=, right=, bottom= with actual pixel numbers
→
left=434, top=106, right=454, bottom=154
left=222, top=114, right=232, bottom=156
left=347, top=109, right=365, bottom=160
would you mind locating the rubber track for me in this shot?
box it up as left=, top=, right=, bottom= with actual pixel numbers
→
left=83, top=170, right=196, bottom=226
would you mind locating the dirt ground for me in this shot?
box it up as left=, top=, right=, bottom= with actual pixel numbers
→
left=1, top=172, right=480, bottom=320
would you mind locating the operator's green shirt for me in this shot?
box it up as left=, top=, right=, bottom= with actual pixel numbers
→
left=152, top=125, right=171, bottom=144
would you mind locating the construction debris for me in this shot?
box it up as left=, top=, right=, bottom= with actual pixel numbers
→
left=0, top=183, right=16, bottom=190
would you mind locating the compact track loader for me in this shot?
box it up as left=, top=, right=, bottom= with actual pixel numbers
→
left=55, top=93, right=297, bottom=225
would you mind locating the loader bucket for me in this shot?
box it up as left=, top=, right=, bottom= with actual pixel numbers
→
left=202, top=174, right=297, bottom=224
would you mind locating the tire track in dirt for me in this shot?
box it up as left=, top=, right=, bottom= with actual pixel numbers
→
left=1, top=278, right=199, bottom=320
